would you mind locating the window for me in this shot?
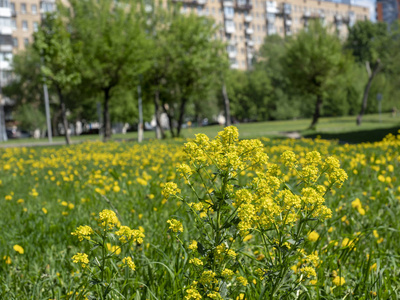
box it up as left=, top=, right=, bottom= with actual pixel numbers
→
left=0, top=17, right=11, bottom=28
left=12, top=38, right=18, bottom=48
left=24, top=38, right=29, bottom=46
left=22, top=20, right=27, bottom=31
left=10, top=2, right=15, bottom=13
left=33, top=21, right=38, bottom=32
left=11, top=19, right=16, bottom=29
left=224, top=6, right=234, bottom=18
left=31, top=4, right=37, bottom=14
left=0, top=52, right=13, bottom=61
left=21, top=3, right=26, bottom=14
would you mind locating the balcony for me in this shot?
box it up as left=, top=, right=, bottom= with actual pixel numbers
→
left=228, top=51, right=237, bottom=59
left=224, top=12, right=234, bottom=19
left=223, top=0, right=234, bottom=7
left=0, top=7, right=11, bottom=18
left=267, top=27, right=276, bottom=35
left=173, top=0, right=207, bottom=4
left=247, top=52, right=253, bottom=59
left=246, top=39, right=254, bottom=47
left=0, top=60, right=11, bottom=71
left=285, top=19, right=292, bottom=26
left=230, top=62, right=239, bottom=69
left=225, top=26, right=235, bottom=34
left=266, top=1, right=279, bottom=14
left=266, top=13, right=275, bottom=23
left=245, top=27, right=254, bottom=35
left=236, top=0, right=252, bottom=11
left=244, top=15, right=252, bottom=22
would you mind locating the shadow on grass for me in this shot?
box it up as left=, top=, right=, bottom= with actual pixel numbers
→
left=303, top=126, right=400, bottom=144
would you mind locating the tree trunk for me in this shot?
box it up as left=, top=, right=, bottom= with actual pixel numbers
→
left=154, top=88, right=165, bottom=139
left=222, top=83, right=231, bottom=127
left=309, top=95, right=323, bottom=129
left=103, top=88, right=112, bottom=142
left=162, top=103, right=175, bottom=138
left=357, top=60, right=381, bottom=126
left=52, top=110, right=61, bottom=136
left=177, top=98, right=188, bottom=137
left=58, top=88, right=70, bottom=145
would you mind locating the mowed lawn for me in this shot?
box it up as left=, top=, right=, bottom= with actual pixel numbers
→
left=2, top=113, right=400, bottom=147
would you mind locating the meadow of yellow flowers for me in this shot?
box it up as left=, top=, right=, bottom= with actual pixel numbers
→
left=0, top=127, right=399, bottom=299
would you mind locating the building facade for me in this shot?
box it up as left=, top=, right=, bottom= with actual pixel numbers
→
left=8, top=0, right=370, bottom=70
left=9, top=0, right=57, bottom=52
left=179, top=0, right=369, bottom=69
left=376, top=0, right=400, bottom=25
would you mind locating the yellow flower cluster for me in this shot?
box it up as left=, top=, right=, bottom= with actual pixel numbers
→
left=162, top=182, right=181, bottom=199
left=121, top=256, right=136, bottom=271
left=167, top=219, right=184, bottom=233
left=71, top=225, right=94, bottom=241
left=72, top=253, right=89, bottom=268
left=98, top=209, right=119, bottom=229
left=115, top=226, right=145, bottom=244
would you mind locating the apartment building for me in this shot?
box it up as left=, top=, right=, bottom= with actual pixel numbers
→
left=377, top=0, right=400, bottom=25
left=9, top=0, right=57, bottom=52
left=0, top=0, right=13, bottom=83
left=178, top=0, right=369, bottom=69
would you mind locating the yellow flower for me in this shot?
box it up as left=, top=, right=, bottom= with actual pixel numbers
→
left=115, top=226, right=145, bottom=244
left=121, top=256, right=136, bottom=271
left=3, top=256, right=11, bottom=264
left=236, top=276, right=249, bottom=286
left=300, top=266, right=316, bottom=277
left=199, top=270, right=217, bottom=285
left=167, top=219, right=183, bottom=233
left=188, top=240, right=198, bottom=251
left=221, top=268, right=234, bottom=279
left=72, top=253, right=89, bottom=268
left=308, top=231, right=319, bottom=242
left=113, top=185, right=121, bottom=192
left=370, top=263, right=377, bottom=271
left=189, top=258, right=203, bottom=266
left=332, top=276, right=345, bottom=286
left=13, top=245, right=24, bottom=254
left=42, top=207, right=48, bottom=214
left=162, top=182, right=181, bottom=198
left=71, top=225, right=94, bottom=241
left=99, top=209, right=119, bottom=229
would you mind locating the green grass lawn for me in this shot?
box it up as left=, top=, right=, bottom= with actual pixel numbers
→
left=2, top=113, right=399, bottom=147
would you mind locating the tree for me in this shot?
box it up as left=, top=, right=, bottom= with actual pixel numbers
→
left=282, top=21, right=346, bottom=129
left=143, top=8, right=228, bottom=137
left=66, top=0, right=151, bottom=141
left=345, top=20, right=389, bottom=125
left=33, top=13, right=81, bottom=145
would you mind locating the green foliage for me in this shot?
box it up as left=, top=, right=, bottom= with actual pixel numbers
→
left=14, top=103, right=46, bottom=132
left=345, top=21, right=389, bottom=65
left=33, top=13, right=81, bottom=93
left=282, top=21, right=345, bottom=102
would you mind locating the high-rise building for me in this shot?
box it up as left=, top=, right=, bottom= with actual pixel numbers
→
left=178, top=0, right=369, bottom=69
left=8, top=0, right=370, bottom=70
left=376, top=0, right=400, bottom=25
left=0, top=0, right=13, bottom=84
left=10, top=0, right=58, bottom=52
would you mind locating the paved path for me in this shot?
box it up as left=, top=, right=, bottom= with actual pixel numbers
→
left=0, top=140, right=82, bottom=148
